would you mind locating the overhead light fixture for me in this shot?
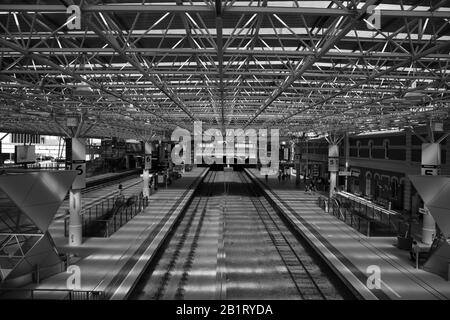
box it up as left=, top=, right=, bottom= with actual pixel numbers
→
left=404, top=91, right=426, bottom=101
left=404, top=80, right=428, bottom=103
left=73, top=81, right=93, bottom=96
left=27, top=110, right=50, bottom=117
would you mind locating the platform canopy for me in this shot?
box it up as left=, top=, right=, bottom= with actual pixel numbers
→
left=0, top=1, right=449, bottom=139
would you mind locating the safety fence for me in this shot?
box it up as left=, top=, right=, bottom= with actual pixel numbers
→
left=318, top=193, right=398, bottom=237
left=0, top=288, right=104, bottom=300
left=0, top=162, right=66, bottom=170
left=317, top=196, right=331, bottom=213
left=64, top=194, right=149, bottom=238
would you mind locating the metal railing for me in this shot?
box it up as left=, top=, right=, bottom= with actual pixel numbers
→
left=330, top=202, right=372, bottom=236
left=0, top=162, right=66, bottom=170
left=0, top=287, right=104, bottom=300
left=317, top=196, right=331, bottom=213
left=318, top=194, right=398, bottom=237
left=95, top=195, right=149, bottom=237
left=335, top=192, right=398, bottom=232
left=64, top=194, right=149, bottom=238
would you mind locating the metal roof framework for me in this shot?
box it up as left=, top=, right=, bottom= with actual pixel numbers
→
left=0, top=0, right=449, bottom=140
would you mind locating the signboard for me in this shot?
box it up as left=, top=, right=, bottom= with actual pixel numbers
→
left=144, top=154, right=152, bottom=170
left=339, top=171, right=352, bottom=176
left=14, top=145, right=36, bottom=164
left=421, top=143, right=440, bottom=176
left=421, top=165, right=439, bottom=176
left=351, top=169, right=360, bottom=177
left=433, top=122, right=444, bottom=132
left=71, top=138, right=86, bottom=189
left=328, top=144, right=339, bottom=172
left=312, top=164, right=319, bottom=177
left=67, top=117, right=78, bottom=127
left=328, top=157, right=339, bottom=172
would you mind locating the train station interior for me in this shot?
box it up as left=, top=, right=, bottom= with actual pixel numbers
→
left=0, top=0, right=449, bottom=303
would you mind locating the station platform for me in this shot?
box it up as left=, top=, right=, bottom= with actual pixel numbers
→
left=245, top=168, right=450, bottom=300
left=4, top=167, right=207, bottom=299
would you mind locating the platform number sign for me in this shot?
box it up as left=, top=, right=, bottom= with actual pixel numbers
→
left=71, top=138, right=86, bottom=189
left=421, top=165, right=439, bottom=176
left=72, top=161, right=85, bottom=175
left=145, top=154, right=152, bottom=170
left=421, top=143, right=440, bottom=176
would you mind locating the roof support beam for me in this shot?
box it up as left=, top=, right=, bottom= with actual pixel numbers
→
left=0, top=37, right=180, bottom=129
left=1, top=5, right=449, bottom=19
left=274, top=40, right=450, bottom=125
left=1, top=47, right=449, bottom=60
left=174, top=1, right=219, bottom=124
left=244, top=0, right=378, bottom=127
left=87, top=15, right=196, bottom=121
left=216, top=0, right=225, bottom=130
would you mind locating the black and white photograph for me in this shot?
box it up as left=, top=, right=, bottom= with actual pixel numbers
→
left=0, top=0, right=449, bottom=315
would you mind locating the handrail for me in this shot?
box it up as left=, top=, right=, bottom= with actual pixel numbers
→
left=338, top=191, right=398, bottom=216
left=326, top=193, right=397, bottom=237
left=0, top=287, right=104, bottom=300
left=0, top=163, right=66, bottom=170
left=61, top=178, right=141, bottom=219
left=64, top=193, right=149, bottom=238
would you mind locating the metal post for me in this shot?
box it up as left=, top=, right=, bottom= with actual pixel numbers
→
left=143, top=141, right=152, bottom=197
left=68, top=137, right=86, bottom=246
left=328, top=143, right=340, bottom=199
left=69, top=188, right=82, bottom=246
left=421, top=142, right=440, bottom=244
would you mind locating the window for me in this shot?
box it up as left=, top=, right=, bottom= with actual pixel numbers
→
left=356, top=141, right=361, bottom=157
left=383, top=139, right=389, bottom=159
left=365, top=172, right=372, bottom=196
left=11, top=133, right=40, bottom=144
left=391, top=177, right=398, bottom=198
left=368, top=140, right=373, bottom=158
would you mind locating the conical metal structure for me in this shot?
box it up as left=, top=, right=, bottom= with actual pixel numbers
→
left=409, top=175, right=450, bottom=280
left=0, top=170, right=76, bottom=286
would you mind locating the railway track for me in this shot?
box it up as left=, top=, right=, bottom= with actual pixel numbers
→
left=130, top=170, right=350, bottom=300
left=152, top=171, right=217, bottom=299
left=238, top=171, right=342, bottom=300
